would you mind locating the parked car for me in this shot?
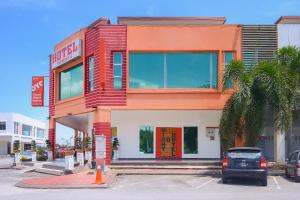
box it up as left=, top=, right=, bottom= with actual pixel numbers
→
left=222, top=147, right=268, bottom=186
left=286, top=150, right=300, bottom=182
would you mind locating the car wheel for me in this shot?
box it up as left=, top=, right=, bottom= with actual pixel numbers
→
left=261, top=179, right=267, bottom=186
left=222, top=177, right=228, bottom=184
left=285, top=169, right=290, bottom=178
left=294, top=176, right=300, bottom=183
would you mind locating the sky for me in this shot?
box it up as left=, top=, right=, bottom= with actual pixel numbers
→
left=0, top=0, right=299, bottom=144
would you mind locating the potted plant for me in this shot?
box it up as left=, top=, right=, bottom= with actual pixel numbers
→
left=75, top=136, right=84, bottom=166
left=36, top=146, right=48, bottom=161
left=45, top=139, right=53, bottom=161
left=84, top=136, right=92, bottom=164
left=64, top=147, right=75, bottom=170
left=31, top=140, right=37, bottom=162
left=112, top=137, right=120, bottom=160
left=13, top=140, right=20, bottom=165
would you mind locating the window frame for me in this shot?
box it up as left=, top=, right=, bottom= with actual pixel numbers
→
left=113, top=52, right=123, bottom=90
left=0, top=122, right=6, bottom=131
left=88, top=56, right=94, bottom=92
left=183, top=126, right=198, bottom=154
left=36, top=128, right=44, bottom=138
left=22, top=124, right=32, bottom=137
left=58, top=63, right=84, bottom=100
left=129, top=52, right=219, bottom=89
left=223, top=51, right=235, bottom=89
left=14, top=122, right=19, bottom=134
left=139, top=126, right=154, bottom=154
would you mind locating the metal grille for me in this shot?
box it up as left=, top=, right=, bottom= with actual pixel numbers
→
left=242, top=25, right=278, bottom=69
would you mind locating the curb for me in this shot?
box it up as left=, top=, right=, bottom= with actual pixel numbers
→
left=15, top=183, right=109, bottom=189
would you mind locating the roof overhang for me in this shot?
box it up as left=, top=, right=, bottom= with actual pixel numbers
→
left=118, top=16, right=226, bottom=25
left=275, top=16, right=300, bottom=24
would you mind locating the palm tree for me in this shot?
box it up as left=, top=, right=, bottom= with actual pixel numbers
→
left=219, top=46, right=300, bottom=164
left=252, top=60, right=298, bottom=163
left=219, top=60, right=259, bottom=150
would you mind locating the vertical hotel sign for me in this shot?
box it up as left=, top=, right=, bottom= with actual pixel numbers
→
left=32, top=76, right=44, bottom=107
left=51, top=38, right=82, bottom=69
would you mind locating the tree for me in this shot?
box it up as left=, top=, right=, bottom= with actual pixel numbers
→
left=45, top=139, right=52, bottom=150
left=84, top=136, right=92, bottom=151
left=13, top=140, right=20, bottom=153
left=31, top=140, right=37, bottom=151
left=219, top=46, right=300, bottom=164
left=219, top=60, right=263, bottom=150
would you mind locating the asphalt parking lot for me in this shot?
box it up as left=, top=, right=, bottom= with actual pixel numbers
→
left=0, top=169, right=299, bottom=200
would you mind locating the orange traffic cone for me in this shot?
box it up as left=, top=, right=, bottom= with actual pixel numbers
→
left=95, top=160, right=104, bottom=184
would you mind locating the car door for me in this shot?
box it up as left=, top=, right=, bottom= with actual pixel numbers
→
left=288, top=153, right=297, bottom=177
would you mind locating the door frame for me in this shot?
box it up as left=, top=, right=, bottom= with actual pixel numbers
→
left=155, top=127, right=182, bottom=159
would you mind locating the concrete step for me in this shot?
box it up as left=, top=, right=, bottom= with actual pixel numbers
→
left=109, top=165, right=221, bottom=170
left=111, top=160, right=221, bottom=167
left=34, top=168, right=64, bottom=176
left=42, top=163, right=65, bottom=171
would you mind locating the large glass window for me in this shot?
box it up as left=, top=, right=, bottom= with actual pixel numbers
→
left=129, top=53, right=164, bottom=88
left=59, top=64, right=83, bottom=100
left=113, top=52, right=123, bottom=89
left=224, top=52, right=234, bottom=88
left=139, top=126, right=154, bottom=154
left=129, top=52, right=218, bottom=88
left=14, top=122, right=19, bottom=134
left=0, top=122, right=6, bottom=131
left=88, top=57, right=94, bottom=92
left=22, top=124, right=32, bottom=136
left=184, top=127, right=198, bottom=154
left=37, top=128, right=44, bottom=138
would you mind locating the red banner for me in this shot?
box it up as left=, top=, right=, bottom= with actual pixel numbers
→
left=32, top=76, right=44, bottom=107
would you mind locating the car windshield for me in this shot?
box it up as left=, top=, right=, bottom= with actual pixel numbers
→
left=227, top=149, right=261, bottom=159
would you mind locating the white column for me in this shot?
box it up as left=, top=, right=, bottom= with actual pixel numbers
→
left=274, top=129, right=286, bottom=164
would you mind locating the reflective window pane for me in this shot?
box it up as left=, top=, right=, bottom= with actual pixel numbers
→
left=224, top=52, right=234, bottom=88
left=114, top=53, right=123, bottom=89
left=184, top=127, right=198, bottom=154
left=139, top=126, right=154, bottom=154
left=166, top=53, right=217, bottom=88
left=113, top=52, right=122, bottom=64
left=129, top=53, right=164, bottom=88
left=129, top=52, right=218, bottom=89
left=22, top=124, right=32, bottom=136
left=88, top=57, right=94, bottom=91
left=59, top=64, right=83, bottom=100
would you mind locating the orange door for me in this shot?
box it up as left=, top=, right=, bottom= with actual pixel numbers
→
left=156, top=127, right=182, bottom=159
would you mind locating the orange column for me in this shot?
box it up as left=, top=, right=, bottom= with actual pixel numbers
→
left=92, top=107, right=112, bottom=164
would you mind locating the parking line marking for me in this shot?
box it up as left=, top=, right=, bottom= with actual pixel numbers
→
left=195, top=178, right=216, bottom=189
left=272, top=176, right=281, bottom=190
left=112, top=176, right=167, bottom=190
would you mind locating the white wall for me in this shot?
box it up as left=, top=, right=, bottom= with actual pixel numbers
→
left=278, top=24, right=300, bottom=48
left=111, top=110, right=222, bottom=159
left=0, top=141, right=8, bottom=155
left=0, top=113, right=47, bottom=153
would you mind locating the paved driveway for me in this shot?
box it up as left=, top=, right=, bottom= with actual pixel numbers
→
left=0, top=169, right=299, bottom=200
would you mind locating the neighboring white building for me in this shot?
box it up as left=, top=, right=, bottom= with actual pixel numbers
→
left=0, top=113, right=47, bottom=155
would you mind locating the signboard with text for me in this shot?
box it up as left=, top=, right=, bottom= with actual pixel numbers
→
left=31, top=76, right=44, bottom=107
left=51, top=38, right=82, bottom=69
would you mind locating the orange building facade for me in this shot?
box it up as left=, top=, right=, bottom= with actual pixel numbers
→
left=48, top=17, right=242, bottom=164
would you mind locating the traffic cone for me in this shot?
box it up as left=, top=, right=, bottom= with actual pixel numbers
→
left=95, top=160, right=104, bottom=184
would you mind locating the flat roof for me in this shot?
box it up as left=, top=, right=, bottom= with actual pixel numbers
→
left=118, top=16, right=226, bottom=25
left=275, top=16, right=300, bottom=24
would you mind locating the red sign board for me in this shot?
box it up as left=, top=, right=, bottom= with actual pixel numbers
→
left=32, top=76, right=44, bottom=107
